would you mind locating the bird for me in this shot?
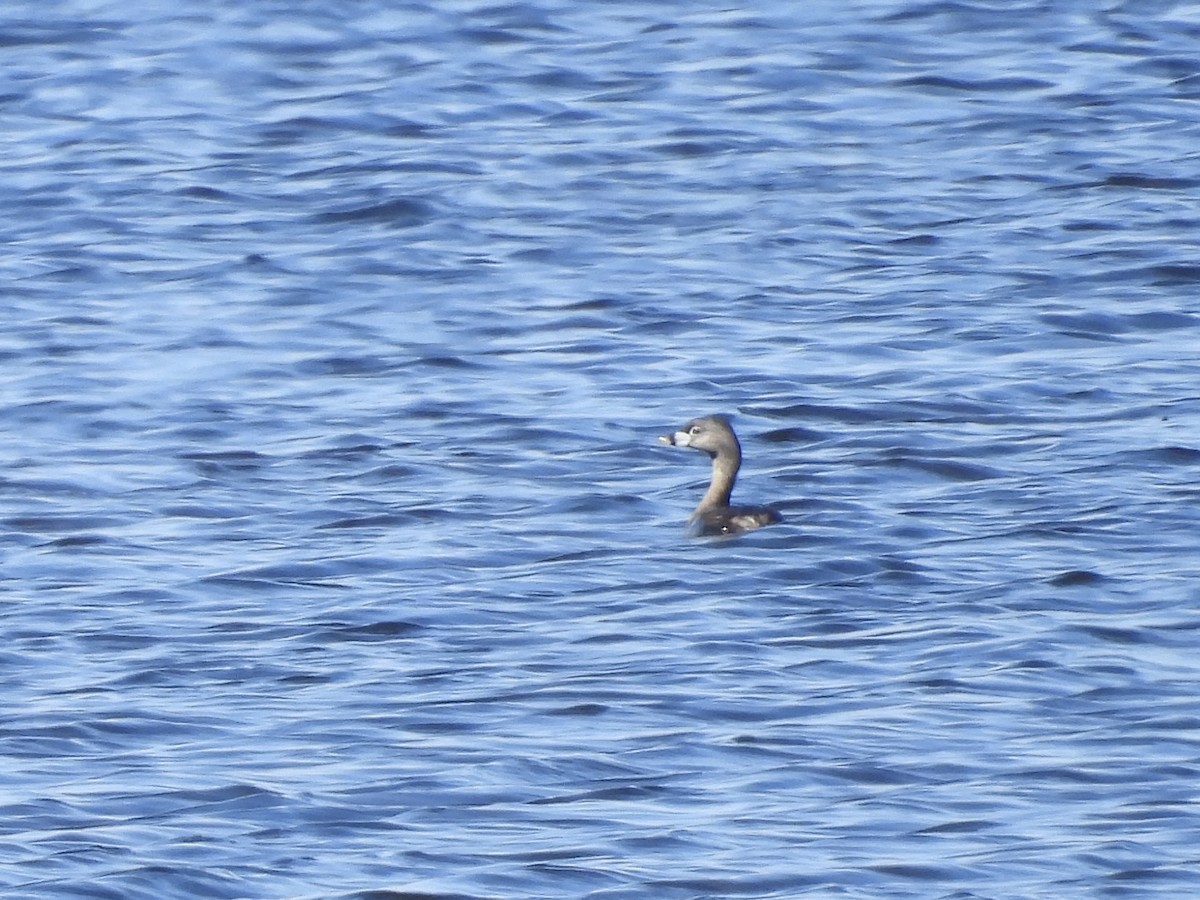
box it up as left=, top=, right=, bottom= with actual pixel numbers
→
left=659, top=415, right=782, bottom=536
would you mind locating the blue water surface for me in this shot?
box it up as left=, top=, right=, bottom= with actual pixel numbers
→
left=3, top=1, right=1200, bottom=898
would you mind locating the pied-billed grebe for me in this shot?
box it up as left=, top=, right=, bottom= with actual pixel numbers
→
left=659, top=415, right=782, bottom=536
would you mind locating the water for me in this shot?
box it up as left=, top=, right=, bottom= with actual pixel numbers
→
left=3, top=1, right=1200, bottom=897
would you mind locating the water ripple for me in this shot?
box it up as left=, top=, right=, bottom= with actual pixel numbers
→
left=1, top=1, right=1199, bottom=898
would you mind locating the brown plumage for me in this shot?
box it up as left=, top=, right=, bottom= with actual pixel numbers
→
left=659, top=415, right=782, bottom=536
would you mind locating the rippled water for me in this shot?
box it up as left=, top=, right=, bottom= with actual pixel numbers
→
left=3, top=1, right=1200, bottom=897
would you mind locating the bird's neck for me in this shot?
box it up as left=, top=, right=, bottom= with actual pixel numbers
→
left=692, top=450, right=739, bottom=516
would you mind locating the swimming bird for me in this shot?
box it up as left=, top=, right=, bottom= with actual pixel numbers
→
left=659, top=415, right=782, bottom=536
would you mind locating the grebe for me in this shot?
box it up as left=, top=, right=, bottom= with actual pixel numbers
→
left=659, top=415, right=782, bottom=536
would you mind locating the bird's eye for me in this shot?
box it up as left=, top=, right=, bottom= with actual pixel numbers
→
left=689, top=425, right=701, bottom=435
